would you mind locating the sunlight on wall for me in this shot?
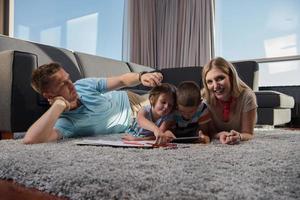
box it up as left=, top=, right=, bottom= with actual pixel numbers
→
left=264, top=34, right=298, bottom=74
left=66, top=13, right=98, bottom=54
left=41, top=26, right=61, bottom=47
left=259, top=60, right=300, bottom=86
left=266, top=62, right=298, bottom=74
left=16, top=25, right=30, bottom=40
left=264, top=34, right=297, bottom=57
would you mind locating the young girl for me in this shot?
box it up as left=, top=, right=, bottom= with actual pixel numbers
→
left=123, top=83, right=176, bottom=144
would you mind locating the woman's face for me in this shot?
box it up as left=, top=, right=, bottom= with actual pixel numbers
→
left=205, top=67, right=231, bottom=101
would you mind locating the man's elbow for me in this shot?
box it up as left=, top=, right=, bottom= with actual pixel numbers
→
left=22, top=135, right=39, bottom=144
left=22, top=131, right=44, bottom=145
left=23, top=138, right=34, bottom=144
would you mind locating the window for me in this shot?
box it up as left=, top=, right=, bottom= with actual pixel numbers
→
left=215, top=0, right=300, bottom=86
left=12, top=0, right=124, bottom=60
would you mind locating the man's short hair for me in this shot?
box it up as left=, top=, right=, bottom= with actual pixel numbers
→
left=176, top=81, right=201, bottom=107
left=31, top=63, right=62, bottom=94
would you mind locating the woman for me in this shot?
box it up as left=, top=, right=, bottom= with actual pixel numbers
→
left=202, top=57, right=257, bottom=144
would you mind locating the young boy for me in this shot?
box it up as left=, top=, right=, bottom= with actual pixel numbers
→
left=173, top=81, right=211, bottom=143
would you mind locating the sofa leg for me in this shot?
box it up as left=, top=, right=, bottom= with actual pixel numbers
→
left=0, top=131, right=13, bottom=140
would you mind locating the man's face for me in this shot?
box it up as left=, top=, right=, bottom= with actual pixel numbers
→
left=43, top=69, right=78, bottom=102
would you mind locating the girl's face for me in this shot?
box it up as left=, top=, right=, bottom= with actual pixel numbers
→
left=152, top=93, right=174, bottom=117
left=205, top=67, right=231, bottom=101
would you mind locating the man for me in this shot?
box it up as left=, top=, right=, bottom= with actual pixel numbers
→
left=23, top=62, right=166, bottom=144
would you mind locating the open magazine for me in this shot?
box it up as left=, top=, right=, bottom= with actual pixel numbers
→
left=75, top=139, right=157, bottom=148
left=75, top=136, right=200, bottom=148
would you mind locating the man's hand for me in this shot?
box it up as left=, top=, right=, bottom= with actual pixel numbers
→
left=48, top=96, right=70, bottom=112
left=140, top=72, right=163, bottom=87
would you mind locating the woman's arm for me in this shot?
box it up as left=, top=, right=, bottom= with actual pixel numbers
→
left=239, top=108, right=257, bottom=140
left=218, top=108, right=257, bottom=144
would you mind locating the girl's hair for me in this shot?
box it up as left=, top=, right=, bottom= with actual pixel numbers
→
left=149, top=83, right=177, bottom=109
left=201, top=57, right=249, bottom=104
left=31, top=62, right=62, bottom=94
left=176, top=81, right=201, bottom=107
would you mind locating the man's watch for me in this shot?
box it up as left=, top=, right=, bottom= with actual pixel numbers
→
left=138, top=71, right=148, bottom=82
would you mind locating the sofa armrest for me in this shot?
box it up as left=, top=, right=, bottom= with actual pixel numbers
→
left=255, top=90, right=295, bottom=108
left=0, top=50, right=48, bottom=133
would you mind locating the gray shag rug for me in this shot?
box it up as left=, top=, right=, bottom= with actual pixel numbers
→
left=0, top=129, right=299, bottom=200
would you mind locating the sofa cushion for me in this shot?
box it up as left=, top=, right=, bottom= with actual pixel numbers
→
left=255, top=90, right=295, bottom=108
left=0, top=35, right=82, bottom=82
left=126, top=62, right=154, bottom=73
left=161, top=66, right=202, bottom=87
left=74, top=52, right=131, bottom=77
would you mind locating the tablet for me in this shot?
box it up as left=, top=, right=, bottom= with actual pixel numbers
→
left=171, top=136, right=200, bottom=143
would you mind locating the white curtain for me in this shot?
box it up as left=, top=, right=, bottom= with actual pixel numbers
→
left=123, top=0, right=214, bottom=69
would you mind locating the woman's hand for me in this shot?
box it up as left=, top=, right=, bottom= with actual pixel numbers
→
left=219, top=130, right=241, bottom=145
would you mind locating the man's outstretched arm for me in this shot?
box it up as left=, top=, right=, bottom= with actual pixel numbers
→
left=106, top=71, right=163, bottom=91
left=23, top=99, right=67, bottom=144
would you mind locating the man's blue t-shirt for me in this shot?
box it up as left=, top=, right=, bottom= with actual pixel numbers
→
left=54, top=78, right=132, bottom=138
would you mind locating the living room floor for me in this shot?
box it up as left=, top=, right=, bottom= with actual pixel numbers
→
left=0, top=127, right=299, bottom=200
left=0, top=179, right=68, bottom=200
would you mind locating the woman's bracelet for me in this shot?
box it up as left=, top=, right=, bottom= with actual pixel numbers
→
left=237, top=132, right=242, bottom=142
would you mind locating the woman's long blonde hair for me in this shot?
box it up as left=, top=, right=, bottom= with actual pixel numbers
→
left=201, top=57, right=249, bottom=105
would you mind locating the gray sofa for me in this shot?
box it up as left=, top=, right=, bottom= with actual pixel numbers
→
left=0, top=35, right=153, bottom=138
left=0, top=35, right=295, bottom=138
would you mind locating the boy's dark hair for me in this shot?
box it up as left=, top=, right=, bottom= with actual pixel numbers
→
left=176, top=81, right=201, bottom=107
left=31, top=62, right=62, bottom=94
left=149, top=83, right=177, bottom=109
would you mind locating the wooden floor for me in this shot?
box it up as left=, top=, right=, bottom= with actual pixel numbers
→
left=0, top=179, right=68, bottom=200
